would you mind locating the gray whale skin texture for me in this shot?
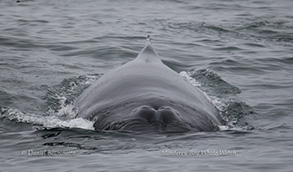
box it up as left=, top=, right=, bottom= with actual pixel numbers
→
left=74, top=39, right=225, bottom=132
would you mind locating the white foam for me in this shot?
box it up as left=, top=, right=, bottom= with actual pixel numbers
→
left=84, top=74, right=101, bottom=85
left=218, top=124, right=249, bottom=131
left=55, top=95, right=77, bottom=119
left=2, top=108, right=94, bottom=130
left=179, top=71, right=201, bottom=87
left=57, top=103, right=77, bottom=118
left=218, top=125, right=230, bottom=131
left=43, top=117, right=94, bottom=130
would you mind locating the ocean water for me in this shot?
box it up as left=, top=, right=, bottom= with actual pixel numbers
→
left=0, top=0, right=293, bottom=171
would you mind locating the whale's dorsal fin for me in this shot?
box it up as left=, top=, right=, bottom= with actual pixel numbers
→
left=136, top=35, right=161, bottom=63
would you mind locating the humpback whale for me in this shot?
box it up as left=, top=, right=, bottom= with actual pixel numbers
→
left=74, top=36, right=225, bottom=132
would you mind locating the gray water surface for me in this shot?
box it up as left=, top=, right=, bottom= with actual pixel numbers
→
left=0, top=0, right=293, bottom=171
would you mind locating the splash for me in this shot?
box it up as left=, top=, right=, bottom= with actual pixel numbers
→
left=180, top=70, right=225, bottom=111
left=0, top=74, right=100, bottom=131
left=179, top=71, right=201, bottom=87
left=180, top=70, right=252, bottom=131
left=46, top=74, right=101, bottom=111
left=0, top=107, right=94, bottom=130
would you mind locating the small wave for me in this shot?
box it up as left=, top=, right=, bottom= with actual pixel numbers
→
left=234, top=18, right=293, bottom=45
left=212, top=46, right=242, bottom=51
